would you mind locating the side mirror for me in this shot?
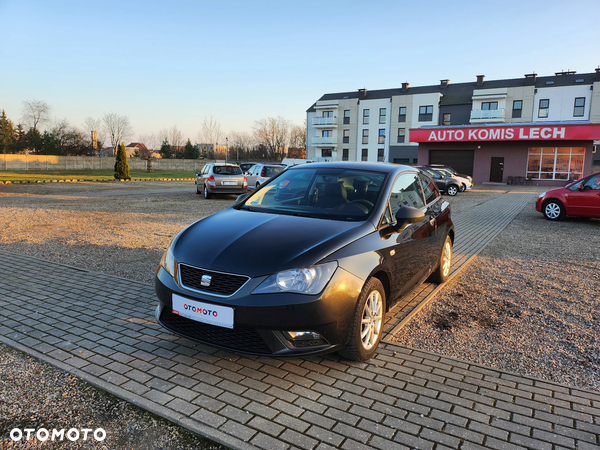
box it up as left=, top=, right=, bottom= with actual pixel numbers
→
left=394, top=206, right=425, bottom=231
left=194, top=172, right=199, bottom=177
left=235, top=193, right=249, bottom=204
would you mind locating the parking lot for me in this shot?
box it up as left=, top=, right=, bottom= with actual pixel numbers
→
left=1, top=180, right=599, bottom=449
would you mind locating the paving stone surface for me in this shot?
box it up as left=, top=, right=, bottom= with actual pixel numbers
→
left=1, top=190, right=599, bottom=449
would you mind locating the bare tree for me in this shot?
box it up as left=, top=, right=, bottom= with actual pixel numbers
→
left=21, top=100, right=51, bottom=131
left=158, top=126, right=185, bottom=157
left=253, top=116, right=291, bottom=160
left=289, top=121, right=307, bottom=150
left=102, top=112, right=133, bottom=156
left=199, top=115, right=223, bottom=145
left=138, top=132, right=158, bottom=151
left=229, top=130, right=256, bottom=160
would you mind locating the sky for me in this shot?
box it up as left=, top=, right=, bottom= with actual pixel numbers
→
left=1, top=0, right=599, bottom=144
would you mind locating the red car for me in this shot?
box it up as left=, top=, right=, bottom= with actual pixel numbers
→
left=536, top=171, right=600, bottom=220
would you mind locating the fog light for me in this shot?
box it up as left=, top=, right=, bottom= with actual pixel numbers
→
left=285, top=331, right=322, bottom=340
left=283, top=331, right=328, bottom=348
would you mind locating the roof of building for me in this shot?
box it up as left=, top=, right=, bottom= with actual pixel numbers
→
left=306, top=71, right=599, bottom=112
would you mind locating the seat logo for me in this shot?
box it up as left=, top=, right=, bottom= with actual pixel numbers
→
left=201, top=275, right=212, bottom=287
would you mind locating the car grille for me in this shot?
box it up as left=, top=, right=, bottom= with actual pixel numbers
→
left=179, top=264, right=249, bottom=297
left=159, top=309, right=272, bottom=355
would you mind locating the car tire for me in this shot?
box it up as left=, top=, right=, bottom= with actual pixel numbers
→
left=460, top=184, right=466, bottom=192
left=428, top=235, right=453, bottom=283
left=543, top=200, right=565, bottom=221
left=339, top=277, right=386, bottom=362
left=204, top=184, right=212, bottom=199
left=446, top=184, right=459, bottom=196
left=195, top=182, right=201, bottom=195
left=256, top=182, right=260, bottom=189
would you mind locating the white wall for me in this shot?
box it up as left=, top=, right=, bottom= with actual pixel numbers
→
left=533, top=85, right=592, bottom=122
left=356, top=98, right=391, bottom=161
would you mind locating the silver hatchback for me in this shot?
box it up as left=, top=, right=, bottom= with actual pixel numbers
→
left=195, top=163, right=248, bottom=199
left=246, top=164, right=286, bottom=189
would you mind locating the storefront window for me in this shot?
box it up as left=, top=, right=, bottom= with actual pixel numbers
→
left=526, top=147, right=585, bottom=180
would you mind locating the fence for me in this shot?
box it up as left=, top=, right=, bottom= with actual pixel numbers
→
left=0, top=154, right=214, bottom=172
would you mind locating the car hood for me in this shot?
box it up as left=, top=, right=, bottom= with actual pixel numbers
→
left=173, top=208, right=373, bottom=277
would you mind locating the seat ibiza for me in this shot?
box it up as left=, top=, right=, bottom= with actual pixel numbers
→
left=156, top=162, right=454, bottom=361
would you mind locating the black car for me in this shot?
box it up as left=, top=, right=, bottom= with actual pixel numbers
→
left=156, top=162, right=454, bottom=361
left=414, top=166, right=462, bottom=196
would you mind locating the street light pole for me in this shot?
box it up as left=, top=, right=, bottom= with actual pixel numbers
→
left=226, top=137, right=228, bottom=164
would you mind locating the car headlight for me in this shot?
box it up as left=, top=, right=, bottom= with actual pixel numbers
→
left=538, top=192, right=546, bottom=198
left=159, top=241, right=176, bottom=278
left=252, top=261, right=338, bottom=295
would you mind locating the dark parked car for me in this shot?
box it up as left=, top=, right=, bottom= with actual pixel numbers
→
left=414, top=166, right=462, bottom=196
left=536, top=171, right=600, bottom=220
left=195, top=163, right=248, bottom=199
left=426, top=164, right=473, bottom=186
left=156, top=162, right=454, bottom=361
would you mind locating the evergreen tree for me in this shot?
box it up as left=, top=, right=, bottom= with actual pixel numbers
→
left=183, top=138, right=200, bottom=159
left=114, top=142, right=131, bottom=180
left=0, top=110, right=16, bottom=153
left=159, top=138, right=173, bottom=159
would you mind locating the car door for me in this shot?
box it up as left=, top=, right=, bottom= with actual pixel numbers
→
left=568, top=174, right=600, bottom=217
left=198, top=164, right=211, bottom=187
left=246, top=165, right=259, bottom=187
left=385, top=172, right=437, bottom=299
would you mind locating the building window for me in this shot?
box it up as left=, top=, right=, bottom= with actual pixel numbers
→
left=418, top=105, right=433, bottom=122
left=322, top=111, right=333, bottom=118
left=361, top=149, right=368, bottom=161
left=342, top=149, right=349, bottom=161
left=322, top=130, right=331, bottom=137
left=413, top=158, right=419, bottom=164
left=538, top=99, right=549, bottom=118
left=378, top=129, right=385, bottom=144
left=526, top=147, right=585, bottom=180
left=573, top=97, right=585, bottom=117
left=393, top=158, right=409, bottom=164
left=481, top=102, right=498, bottom=110
left=377, top=149, right=385, bottom=162
left=363, top=109, right=370, bottom=124
left=343, top=129, right=350, bottom=144
left=512, top=100, right=523, bottom=119
left=379, top=108, right=386, bottom=124
left=442, top=113, right=451, bottom=126
left=322, top=148, right=332, bottom=158
left=397, top=128, right=405, bottom=143
left=398, top=107, right=406, bottom=122
left=344, top=110, right=350, bottom=124
left=362, top=129, right=369, bottom=144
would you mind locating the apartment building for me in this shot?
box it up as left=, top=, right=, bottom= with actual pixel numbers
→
left=306, top=69, right=600, bottom=185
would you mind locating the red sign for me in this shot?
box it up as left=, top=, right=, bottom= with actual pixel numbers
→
left=409, top=124, right=600, bottom=143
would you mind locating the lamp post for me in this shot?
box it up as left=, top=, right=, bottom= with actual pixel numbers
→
left=225, top=137, right=228, bottom=164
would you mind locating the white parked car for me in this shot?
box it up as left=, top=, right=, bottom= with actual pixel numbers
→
left=246, top=164, right=286, bottom=189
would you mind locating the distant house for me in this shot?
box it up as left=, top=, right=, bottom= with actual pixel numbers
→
left=125, top=142, right=149, bottom=157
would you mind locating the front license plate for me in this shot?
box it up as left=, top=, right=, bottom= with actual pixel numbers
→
left=222, top=181, right=237, bottom=185
left=172, top=294, right=234, bottom=329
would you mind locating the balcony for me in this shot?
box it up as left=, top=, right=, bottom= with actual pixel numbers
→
left=470, top=108, right=506, bottom=123
left=312, top=117, right=338, bottom=127
left=311, top=136, right=337, bottom=146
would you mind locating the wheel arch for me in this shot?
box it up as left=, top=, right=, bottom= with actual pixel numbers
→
left=370, top=270, right=391, bottom=312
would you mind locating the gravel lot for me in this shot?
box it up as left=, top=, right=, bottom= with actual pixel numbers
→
left=0, top=180, right=599, bottom=448
left=393, top=188, right=600, bottom=392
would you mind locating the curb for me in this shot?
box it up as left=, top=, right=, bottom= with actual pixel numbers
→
left=0, top=178, right=196, bottom=184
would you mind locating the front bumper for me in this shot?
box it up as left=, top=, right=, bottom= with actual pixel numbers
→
left=155, top=265, right=364, bottom=356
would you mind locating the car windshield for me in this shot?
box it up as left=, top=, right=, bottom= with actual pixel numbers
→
left=239, top=167, right=387, bottom=221
left=214, top=165, right=242, bottom=175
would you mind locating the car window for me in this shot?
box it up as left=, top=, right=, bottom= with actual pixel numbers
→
left=202, top=165, right=211, bottom=175
left=419, top=174, right=439, bottom=204
left=425, top=169, right=441, bottom=179
left=264, top=166, right=285, bottom=177
left=214, top=165, right=242, bottom=175
left=583, top=174, right=600, bottom=190
left=389, top=173, right=426, bottom=217
left=240, top=168, right=387, bottom=221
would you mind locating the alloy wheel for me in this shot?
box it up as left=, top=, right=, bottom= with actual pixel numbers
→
left=544, top=203, right=561, bottom=220
left=441, top=239, right=452, bottom=278
left=360, top=291, right=383, bottom=350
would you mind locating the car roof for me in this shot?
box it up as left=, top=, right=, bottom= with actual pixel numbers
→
left=287, top=161, right=415, bottom=174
